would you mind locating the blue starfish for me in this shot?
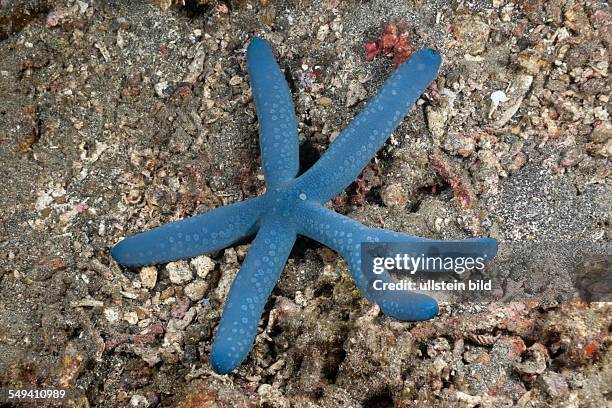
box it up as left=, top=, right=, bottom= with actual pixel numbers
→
left=111, top=37, right=497, bottom=374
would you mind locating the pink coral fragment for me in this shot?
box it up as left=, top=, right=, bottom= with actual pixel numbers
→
left=364, top=23, right=416, bottom=68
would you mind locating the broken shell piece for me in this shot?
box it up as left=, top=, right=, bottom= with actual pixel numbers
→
left=489, top=90, right=509, bottom=118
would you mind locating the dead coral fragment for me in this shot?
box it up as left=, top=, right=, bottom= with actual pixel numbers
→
left=451, top=14, right=490, bottom=55
left=429, top=150, right=475, bottom=211
left=0, top=1, right=48, bottom=40
left=465, top=332, right=501, bottom=346
left=16, top=105, right=40, bottom=154
left=429, top=150, right=482, bottom=234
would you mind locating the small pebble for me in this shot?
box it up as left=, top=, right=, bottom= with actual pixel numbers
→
left=154, top=81, right=174, bottom=98
left=318, top=96, right=332, bottom=106
left=160, top=287, right=174, bottom=301
left=452, top=15, right=490, bottom=55
left=491, top=90, right=508, bottom=103
left=129, top=394, right=148, bottom=407
left=190, top=255, right=215, bottom=279
left=223, top=248, right=238, bottom=265
left=214, top=267, right=240, bottom=303
left=104, top=307, right=121, bottom=323
left=229, top=75, right=243, bottom=86
left=317, top=24, right=330, bottom=41
left=184, top=280, right=208, bottom=301
left=381, top=183, right=408, bottom=209
left=140, top=266, right=158, bottom=289
left=167, top=261, right=193, bottom=284
left=541, top=371, right=569, bottom=398
left=124, top=311, right=139, bottom=325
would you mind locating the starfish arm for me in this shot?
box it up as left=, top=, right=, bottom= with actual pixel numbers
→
left=295, top=202, right=437, bottom=320
left=344, top=230, right=497, bottom=320
left=294, top=202, right=496, bottom=320
left=111, top=196, right=265, bottom=266
left=295, top=49, right=441, bottom=203
left=247, top=37, right=300, bottom=188
left=210, top=217, right=296, bottom=374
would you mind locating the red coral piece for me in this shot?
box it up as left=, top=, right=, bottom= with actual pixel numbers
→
left=392, top=33, right=415, bottom=67
left=364, top=22, right=415, bottom=68
left=584, top=339, right=600, bottom=360
left=379, top=23, right=399, bottom=54
left=365, top=41, right=380, bottom=61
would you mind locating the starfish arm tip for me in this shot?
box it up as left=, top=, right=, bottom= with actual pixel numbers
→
left=210, top=219, right=296, bottom=374
left=296, top=47, right=443, bottom=202
left=210, top=346, right=238, bottom=374
left=246, top=36, right=300, bottom=187
left=379, top=295, right=439, bottom=321
left=110, top=239, right=134, bottom=266
left=420, top=47, right=442, bottom=67
left=110, top=233, right=173, bottom=267
left=111, top=197, right=264, bottom=267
